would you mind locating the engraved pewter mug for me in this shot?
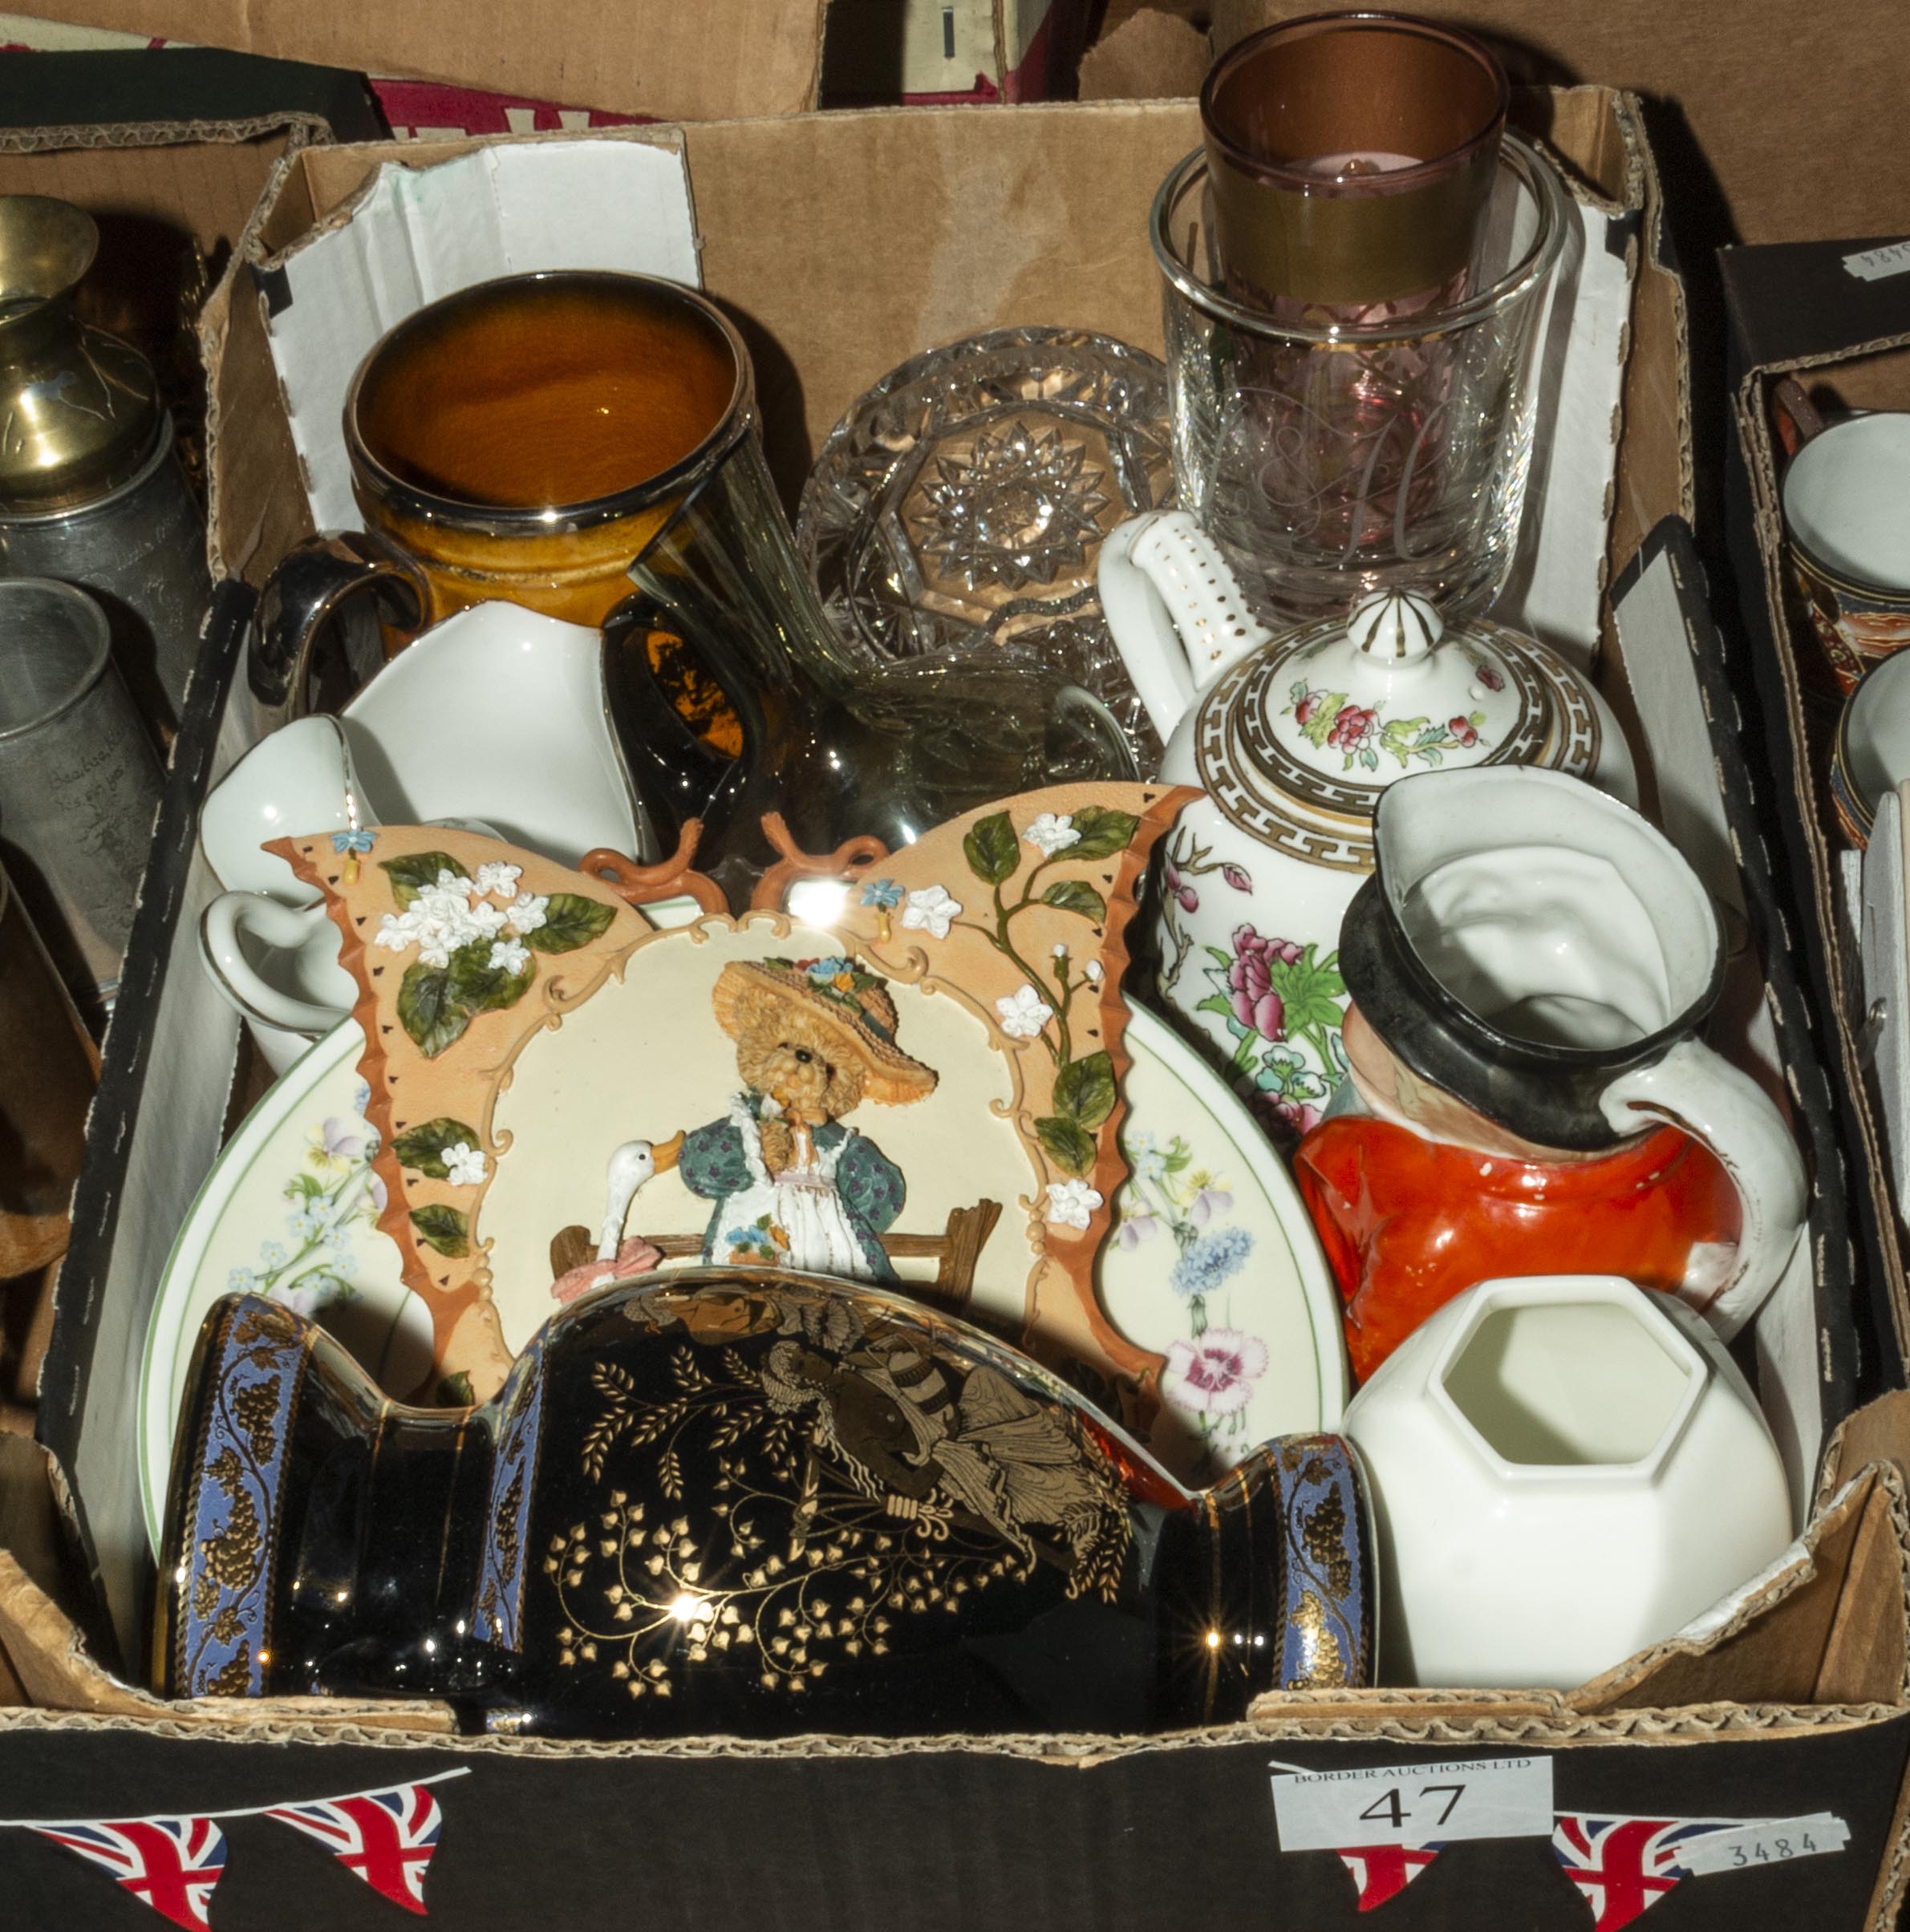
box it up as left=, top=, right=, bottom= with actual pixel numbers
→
left=0, top=196, right=210, bottom=734
left=0, top=578, right=164, bottom=1015
left=160, top=1272, right=1375, bottom=1737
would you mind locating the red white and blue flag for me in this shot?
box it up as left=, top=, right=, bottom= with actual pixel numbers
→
left=1336, top=1841, right=1446, bottom=1911
left=1551, top=1814, right=1723, bottom=1931
left=265, top=1780, right=445, bottom=1914
left=29, top=1816, right=228, bottom=1930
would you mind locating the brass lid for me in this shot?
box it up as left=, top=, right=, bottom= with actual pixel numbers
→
left=0, top=195, right=163, bottom=512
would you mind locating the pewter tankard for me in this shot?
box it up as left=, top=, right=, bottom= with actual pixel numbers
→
left=0, top=196, right=209, bottom=733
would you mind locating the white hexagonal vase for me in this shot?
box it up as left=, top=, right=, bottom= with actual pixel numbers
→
left=1341, top=1274, right=1794, bottom=1691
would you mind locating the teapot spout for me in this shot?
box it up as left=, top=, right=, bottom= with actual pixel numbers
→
left=1097, top=511, right=1271, bottom=743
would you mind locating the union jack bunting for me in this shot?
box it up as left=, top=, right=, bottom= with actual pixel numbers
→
left=1551, top=1814, right=1722, bottom=1931
left=1336, top=1841, right=1446, bottom=1911
left=29, top=1816, right=227, bottom=1931
left=265, top=1780, right=445, bottom=1914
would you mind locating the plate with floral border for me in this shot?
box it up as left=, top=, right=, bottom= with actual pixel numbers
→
left=139, top=1002, right=1348, bottom=1550
left=138, top=1020, right=431, bottom=1555
left=1100, top=1005, right=1348, bottom=1483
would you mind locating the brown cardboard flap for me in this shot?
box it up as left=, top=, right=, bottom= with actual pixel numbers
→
left=1077, top=8, right=1211, bottom=103
left=1575, top=1464, right=1910, bottom=1715
left=0, top=119, right=315, bottom=251
left=0, top=0, right=829, bottom=124
left=1829, top=1394, right=1910, bottom=1501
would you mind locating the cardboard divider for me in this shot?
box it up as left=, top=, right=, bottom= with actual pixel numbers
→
left=0, top=0, right=832, bottom=126
left=1725, top=248, right=1910, bottom=1380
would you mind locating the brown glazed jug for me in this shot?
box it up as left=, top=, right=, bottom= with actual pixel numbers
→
left=160, top=1271, right=1373, bottom=1739
left=250, top=270, right=750, bottom=753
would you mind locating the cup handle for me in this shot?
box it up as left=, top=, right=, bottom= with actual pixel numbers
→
left=252, top=530, right=428, bottom=716
left=201, top=893, right=349, bottom=1036
left=1598, top=1036, right=1807, bottom=1339
left=1096, top=510, right=1272, bottom=743
left=1770, top=377, right=1826, bottom=462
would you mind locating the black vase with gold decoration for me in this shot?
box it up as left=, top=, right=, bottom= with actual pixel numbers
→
left=158, top=1270, right=1373, bottom=1738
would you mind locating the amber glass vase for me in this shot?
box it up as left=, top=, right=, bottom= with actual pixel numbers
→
left=159, top=1272, right=1373, bottom=1739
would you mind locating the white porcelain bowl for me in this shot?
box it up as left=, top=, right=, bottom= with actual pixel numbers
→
left=1341, top=1274, right=1793, bottom=1690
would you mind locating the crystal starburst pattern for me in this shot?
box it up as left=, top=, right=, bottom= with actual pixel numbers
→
left=906, top=420, right=1112, bottom=593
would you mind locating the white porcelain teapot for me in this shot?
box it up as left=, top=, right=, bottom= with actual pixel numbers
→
left=1098, top=510, right=1636, bottom=1136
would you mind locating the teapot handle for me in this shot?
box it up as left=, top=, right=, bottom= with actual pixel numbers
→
left=1598, top=1036, right=1807, bottom=1339
left=1097, top=510, right=1272, bottom=742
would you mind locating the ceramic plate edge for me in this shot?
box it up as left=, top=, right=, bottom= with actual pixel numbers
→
left=137, top=1020, right=362, bottom=1556
left=1121, top=1003, right=1350, bottom=1433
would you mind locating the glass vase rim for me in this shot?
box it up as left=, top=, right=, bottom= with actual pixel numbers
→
left=344, top=268, right=756, bottom=539
left=1199, top=10, right=1511, bottom=198
left=1150, top=129, right=1571, bottom=345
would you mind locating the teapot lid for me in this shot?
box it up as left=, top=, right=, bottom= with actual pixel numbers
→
left=1191, top=590, right=1607, bottom=869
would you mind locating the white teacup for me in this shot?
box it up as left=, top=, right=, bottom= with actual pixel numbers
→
left=200, top=715, right=374, bottom=1073
left=1780, top=404, right=1910, bottom=691
left=201, top=714, right=371, bottom=899
left=201, top=895, right=359, bottom=1073
left=201, top=603, right=651, bottom=1071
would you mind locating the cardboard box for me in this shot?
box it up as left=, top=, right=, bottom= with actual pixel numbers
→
left=6, top=92, right=1904, bottom=1930
left=1722, top=243, right=1910, bottom=1395
left=823, top=0, right=1093, bottom=105
left=1081, top=0, right=1910, bottom=250
left=0, top=0, right=830, bottom=124
left=0, top=14, right=650, bottom=140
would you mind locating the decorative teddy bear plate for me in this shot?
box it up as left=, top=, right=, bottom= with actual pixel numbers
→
left=141, top=783, right=1347, bottom=1543
left=140, top=1024, right=1344, bottom=1549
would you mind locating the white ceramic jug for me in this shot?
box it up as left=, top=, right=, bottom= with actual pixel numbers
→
left=1098, top=509, right=1636, bottom=1134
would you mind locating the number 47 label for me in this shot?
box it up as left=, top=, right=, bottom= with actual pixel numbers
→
left=1269, top=1756, right=1555, bottom=1853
